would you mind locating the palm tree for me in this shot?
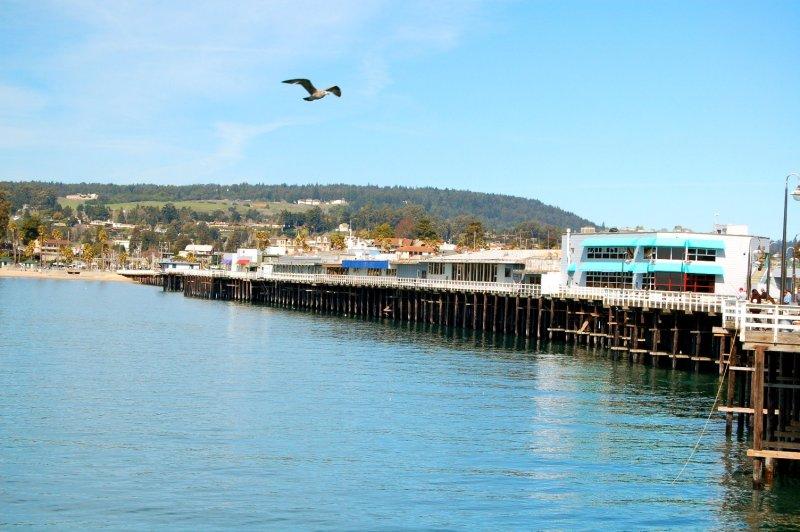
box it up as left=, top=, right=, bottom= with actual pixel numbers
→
left=82, top=243, right=95, bottom=269
left=7, top=220, right=18, bottom=264
left=37, top=223, right=47, bottom=267
left=294, top=227, right=310, bottom=252
left=97, top=228, right=109, bottom=270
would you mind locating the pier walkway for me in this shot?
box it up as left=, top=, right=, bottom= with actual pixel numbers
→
left=120, top=269, right=731, bottom=312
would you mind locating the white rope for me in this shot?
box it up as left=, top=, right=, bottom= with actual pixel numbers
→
left=671, top=345, right=732, bottom=485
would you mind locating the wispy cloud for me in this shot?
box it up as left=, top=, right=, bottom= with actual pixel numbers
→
left=0, top=0, right=486, bottom=178
left=214, top=120, right=297, bottom=160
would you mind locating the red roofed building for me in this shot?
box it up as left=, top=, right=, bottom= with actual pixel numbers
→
left=396, top=245, right=436, bottom=260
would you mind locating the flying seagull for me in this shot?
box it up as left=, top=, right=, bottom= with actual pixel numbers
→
left=282, top=79, right=341, bottom=101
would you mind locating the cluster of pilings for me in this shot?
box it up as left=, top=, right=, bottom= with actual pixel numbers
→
left=156, top=273, right=728, bottom=372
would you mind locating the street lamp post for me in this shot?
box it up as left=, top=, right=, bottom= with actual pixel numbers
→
left=780, top=173, right=800, bottom=300
left=786, top=245, right=795, bottom=304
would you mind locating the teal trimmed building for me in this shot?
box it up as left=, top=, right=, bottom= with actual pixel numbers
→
left=561, top=228, right=769, bottom=296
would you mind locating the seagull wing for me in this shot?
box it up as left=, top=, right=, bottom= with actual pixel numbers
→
left=282, top=79, right=317, bottom=95
left=325, top=86, right=341, bottom=97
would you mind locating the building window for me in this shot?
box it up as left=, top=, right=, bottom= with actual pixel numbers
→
left=687, top=248, right=716, bottom=262
left=428, top=263, right=444, bottom=275
left=586, top=246, right=633, bottom=260
left=452, top=263, right=496, bottom=282
left=654, top=272, right=683, bottom=291
left=684, top=274, right=715, bottom=293
left=651, top=272, right=716, bottom=293
left=641, top=273, right=655, bottom=290
left=656, top=247, right=685, bottom=260
left=584, top=272, right=633, bottom=288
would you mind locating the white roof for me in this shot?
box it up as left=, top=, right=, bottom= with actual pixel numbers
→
left=426, top=249, right=560, bottom=264
left=185, top=244, right=213, bottom=252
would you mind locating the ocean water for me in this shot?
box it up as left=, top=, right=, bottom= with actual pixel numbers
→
left=1, top=278, right=799, bottom=529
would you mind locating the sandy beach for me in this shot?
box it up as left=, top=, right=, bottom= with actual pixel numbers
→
left=0, top=268, right=133, bottom=283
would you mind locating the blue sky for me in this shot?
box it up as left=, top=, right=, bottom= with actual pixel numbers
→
left=0, top=0, right=798, bottom=237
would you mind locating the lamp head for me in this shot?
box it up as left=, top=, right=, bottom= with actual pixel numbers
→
left=792, top=185, right=800, bottom=202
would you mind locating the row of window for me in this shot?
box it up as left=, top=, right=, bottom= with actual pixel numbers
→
left=452, top=263, right=498, bottom=282
left=586, top=247, right=634, bottom=260
left=587, top=246, right=717, bottom=261
left=641, top=273, right=716, bottom=293
left=583, top=272, right=716, bottom=292
left=585, top=272, right=634, bottom=289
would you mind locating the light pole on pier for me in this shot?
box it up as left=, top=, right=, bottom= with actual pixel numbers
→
left=780, top=173, right=800, bottom=299
left=787, top=245, right=796, bottom=302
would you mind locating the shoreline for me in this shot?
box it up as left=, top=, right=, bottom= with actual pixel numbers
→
left=0, top=268, right=133, bottom=283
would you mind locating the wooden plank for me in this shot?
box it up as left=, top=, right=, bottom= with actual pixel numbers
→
left=717, top=406, right=778, bottom=414
left=747, top=449, right=800, bottom=461
left=729, top=366, right=754, bottom=372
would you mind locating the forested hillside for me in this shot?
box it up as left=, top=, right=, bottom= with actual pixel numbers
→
left=0, top=181, right=594, bottom=231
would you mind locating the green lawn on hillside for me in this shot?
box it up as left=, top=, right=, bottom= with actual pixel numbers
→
left=57, top=198, right=326, bottom=216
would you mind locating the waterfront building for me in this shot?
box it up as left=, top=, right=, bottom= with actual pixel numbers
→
left=420, top=249, right=561, bottom=284
left=342, top=257, right=395, bottom=277
left=231, top=248, right=260, bottom=272
left=561, top=226, right=769, bottom=295
left=184, top=244, right=213, bottom=258
left=158, top=260, right=200, bottom=271
left=396, top=245, right=436, bottom=260
left=37, top=239, right=71, bottom=263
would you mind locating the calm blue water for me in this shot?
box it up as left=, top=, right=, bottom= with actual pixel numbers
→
left=1, top=278, right=799, bottom=529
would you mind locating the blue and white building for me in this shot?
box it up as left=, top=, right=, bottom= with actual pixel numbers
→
left=561, top=226, right=769, bottom=296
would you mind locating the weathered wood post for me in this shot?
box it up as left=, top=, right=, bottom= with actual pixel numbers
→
left=751, top=345, right=766, bottom=488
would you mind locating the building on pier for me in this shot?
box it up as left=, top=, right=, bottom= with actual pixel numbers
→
left=561, top=226, right=769, bottom=295
left=342, top=257, right=396, bottom=277
left=420, top=249, right=561, bottom=284
left=158, top=259, right=200, bottom=271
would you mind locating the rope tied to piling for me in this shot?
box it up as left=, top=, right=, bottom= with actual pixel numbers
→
left=670, top=332, right=735, bottom=485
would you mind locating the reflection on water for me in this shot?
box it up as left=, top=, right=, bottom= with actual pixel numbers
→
left=1, top=278, right=799, bottom=528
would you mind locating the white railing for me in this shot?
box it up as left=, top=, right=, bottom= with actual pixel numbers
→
left=722, top=300, right=800, bottom=343
left=116, top=269, right=160, bottom=275
left=135, top=268, right=734, bottom=311
left=176, top=270, right=541, bottom=296
left=548, top=286, right=732, bottom=312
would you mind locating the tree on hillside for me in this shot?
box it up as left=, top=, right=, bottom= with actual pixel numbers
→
left=459, top=220, right=486, bottom=250
left=0, top=187, right=10, bottom=240
left=330, top=232, right=346, bottom=251
left=7, top=220, right=19, bottom=263
left=255, top=230, right=270, bottom=250
left=60, top=245, right=74, bottom=264
left=395, top=216, right=415, bottom=239
left=371, top=223, right=395, bottom=250
left=294, top=227, right=310, bottom=251
left=371, top=223, right=394, bottom=240
left=82, top=243, right=95, bottom=268
left=414, top=217, right=439, bottom=243
left=161, top=203, right=179, bottom=223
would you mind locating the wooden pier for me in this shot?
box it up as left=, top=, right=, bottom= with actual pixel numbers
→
left=120, top=269, right=800, bottom=487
